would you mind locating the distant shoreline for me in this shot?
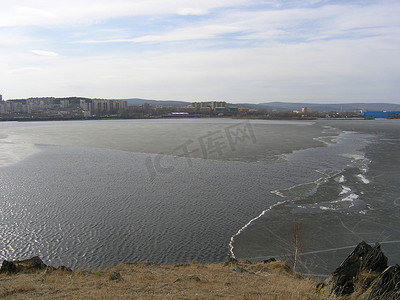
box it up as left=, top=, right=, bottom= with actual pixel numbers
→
left=0, top=115, right=377, bottom=122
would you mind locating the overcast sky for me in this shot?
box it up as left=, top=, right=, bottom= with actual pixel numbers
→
left=1, top=0, right=399, bottom=103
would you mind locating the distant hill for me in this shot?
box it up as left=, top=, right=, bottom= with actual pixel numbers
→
left=232, top=102, right=400, bottom=112
left=121, top=99, right=400, bottom=112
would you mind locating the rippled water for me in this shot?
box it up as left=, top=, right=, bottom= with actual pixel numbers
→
left=0, top=119, right=399, bottom=275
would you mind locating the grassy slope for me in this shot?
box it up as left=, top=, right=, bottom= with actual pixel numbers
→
left=0, top=261, right=326, bottom=299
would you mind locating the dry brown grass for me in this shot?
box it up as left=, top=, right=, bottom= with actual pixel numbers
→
left=0, top=261, right=328, bottom=299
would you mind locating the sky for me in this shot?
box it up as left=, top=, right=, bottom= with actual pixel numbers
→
left=0, top=0, right=399, bottom=104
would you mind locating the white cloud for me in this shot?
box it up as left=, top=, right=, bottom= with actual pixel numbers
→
left=0, top=0, right=252, bottom=27
left=73, top=23, right=242, bottom=44
left=31, top=50, right=59, bottom=57
left=0, top=35, right=42, bottom=47
left=70, top=2, right=400, bottom=46
left=177, top=8, right=209, bottom=16
left=132, top=24, right=242, bottom=43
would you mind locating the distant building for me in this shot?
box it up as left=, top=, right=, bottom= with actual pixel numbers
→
left=210, top=101, right=226, bottom=111
left=301, top=107, right=312, bottom=114
left=0, top=97, right=128, bottom=117
left=364, top=111, right=400, bottom=118
left=79, top=99, right=128, bottom=115
left=142, top=103, right=151, bottom=113
left=192, top=102, right=206, bottom=110
left=0, top=95, right=4, bottom=114
left=26, top=98, right=55, bottom=112
left=60, top=99, right=70, bottom=108
left=170, top=112, right=189, bottom=116
left=192, top=101, right=227, bottom=111
left=200, top=107, right=211, bottom=112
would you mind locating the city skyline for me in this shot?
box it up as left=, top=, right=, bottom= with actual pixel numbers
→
left=1, top=1, right=400, bottom=104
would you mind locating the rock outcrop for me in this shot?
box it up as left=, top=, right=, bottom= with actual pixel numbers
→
left=0, top=256, right=47, bottom=274
left=0, top=256, right=72, bottom=274
left=316, top=241, right=399, bottom=299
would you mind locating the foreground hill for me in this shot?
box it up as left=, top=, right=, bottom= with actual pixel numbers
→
left=1, top=260, right=319, bottom=299
left=2, top=241, right=398, bottom=299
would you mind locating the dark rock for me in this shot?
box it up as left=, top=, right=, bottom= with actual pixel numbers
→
left=14, top=256, right=47, bottom=272
left=110, top=272, right=121, bottom=280
left=361, top=243, right=388, bottom=273
left=19, top=256, right=47, bottom=270
left=174, top=278, right=183, bottom=283
left=0, top=256, right=47, bottom=274
left=263, top=258, right=277, bottom=264
left=360, top=265, right=400, bottom=300
left=189, top=275, right=201, bottom=281
left=0, top=260, right=18, bottom=273
left=316, top=241, right=389, bottom=296
left=333, top=240, right=373, bottom=294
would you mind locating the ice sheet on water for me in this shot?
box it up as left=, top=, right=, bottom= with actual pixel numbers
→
left=0, top=136, right=38, bottom=167
left=357, top=174, right=370, bottom=184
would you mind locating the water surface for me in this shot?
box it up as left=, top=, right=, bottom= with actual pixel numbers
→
left=0, top=119, right=398, bottom=275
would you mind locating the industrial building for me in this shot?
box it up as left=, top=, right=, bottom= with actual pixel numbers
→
left=364, top=111, right=400, bottom=118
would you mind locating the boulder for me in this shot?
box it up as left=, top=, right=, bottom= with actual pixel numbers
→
left=0, top=260, right=18, bottom=273
left=316, top=241, right=388, bottom=296
left=110, top=272, right=121, bottom=280
left=0, top=256, right=47, bottom=274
